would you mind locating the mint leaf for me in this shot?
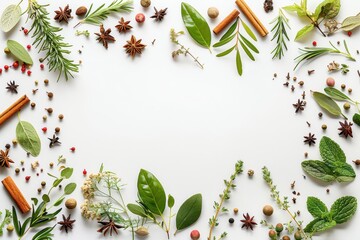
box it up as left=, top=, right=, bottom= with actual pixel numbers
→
left=334, top=162, right=356, bottom=182
left=307, top=197, right=328, bottom=218
left=301, top=160, right=336, bottom=182
left=304, top=218, right=323, bottom=233
left=331, top=196, right=357, bottom=224
left=320, top=136, right=346, bottom=166
left=312, top=219, right=336, bottom=232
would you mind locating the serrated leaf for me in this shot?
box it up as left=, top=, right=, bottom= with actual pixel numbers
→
left=168, top=194, right=175, bottom=208
left=64, top=183, right=77, bottom=195
left=16, top=121, right=41, bottom=157
left=320, top=136, right=346, bottom=166
left=213, top=34, right=235, bottom=48
left=307, top=197, right=328, bottom=218
left=295, top=24, right=314, bottom=41
left=241, top=20, right=256, bottom=41
left=324, top=87, right=352, bottom=101
left=330, top=196, right=357, bottom=224
left=175, top=193, right=202, bottom=231
left=0, top=5, right=21, bottom=33
left=7, top=40, right=33, bottom=65
left=342, top=13, right=360, bottom=31
left=334, top=162, right=356, bottom=182
left=220, top=18, right=238, bottom=41
left=127, top=203, right=147, bottom=217
left=301, top=160, right=336, bottom=182
left=312, top=91, right=343, bottom=117
left=311, top=219, right=336, bottom=232
left=304, top=218, right=323, bottom=233
left=216, top=46, right=235, bottom=57
left=353, top=113, right=360, bottom=126
left=236, top=50, right=242, bottom=76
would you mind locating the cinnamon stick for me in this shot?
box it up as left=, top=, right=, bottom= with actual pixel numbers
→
left=0, top=95, right=30, bottom=126
left=235, top=0, right=268, bottom=37
left=2, top=176, right=31, bottom=213
left=213, top=9, right=240, bottom=35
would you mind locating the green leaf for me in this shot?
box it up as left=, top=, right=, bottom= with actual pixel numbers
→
left=312, top=91, right=343, bottom=117
left=0, top=5, right=21, bottom=33
left=240, top=40, right=255, bottom=61
left=53, top=178, right=63, bottom=188
left=324, top=87, right=352, bottom=101
left=334, top=162, right=356, bottom=182
left=304, top=218, right=323, bottom=233
left=32, top=225, right=55, bottom=240
left=181, top=2, right=211, bottom=49
left=241, top=20, right=257, bottom=41
left=42, top=194, right=50, bottom=203
left=213, top=34, right=235, bottom=48
left=16, top=121, right=41, bottom=157
left=342, top=13, right=360, bottom=32
left=240, top=35, right=259, bottom=53
left=12, top=206, right=20, bottom=235
left=216, top=46, right=235, bottom=57
left=312, top=219, right=337, bottom=232
left=61, top=168, right=73, bottom=179
left=307, top=197, right=328, bottom=218
left=220, top=18, right=238, bottom=41
left=64, top=183, right=77, bottom=195
left=301, top=160, right=336, bottom=182
left=53, top=197, right=65, bottom=207
left=236, top=50, right=242, bottom=76
left=137, top=169, right=166, bottom=215
left=176, top=194, right=202, bottom=231
left=353, top=113, right=360, bottom=126
left=314, top=0, right=340, bottom=19
left=283, top=4, right=307, bottom=16
left=127, top=203, right=147, bottom=217
left=7, top=40, right=33, bottom=65
left=330, top=196, right=357, bottom=224
left=168, top=194, right=175, bottom=208
left=295, top=24, right=314, bottom=41
left=320, top=136, right=346, bottom=166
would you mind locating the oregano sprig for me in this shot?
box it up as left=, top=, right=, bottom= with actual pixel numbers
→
left=270, top=9, right=291, bottom=59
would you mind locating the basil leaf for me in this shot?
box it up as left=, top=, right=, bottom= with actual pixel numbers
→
left=324, top=87, right=352, bottom=101
left=334, top=162, right=356, bottom=182
left=220, top=18, right=238, bottom=41
left=213, top=34, right=235, bottom=48
left=312, top=91, right=343, bottom=117
left=0, top=5, right=21, bottom=33
left=127, top=203, right=147, bottom=217
left=236, top=49, right=242, bottom=76
left=311, top=219, right=336, bottom=232
left=320, top=136, right=346, bottom=166
left=176, top=193, right=202, bottom=231
left=64, top=183, right=77, bottom=195
left=330, top=196, right=357, bottom=224
left=295, top=24, right=314, bottom=41
left=301, top=160, right=336, bottom=182
left=307, top=197, right=328, bottom=218
left=137, top=169, right=166, bottom=215
left=342, top=13, right=360, bottom=32
left=353, top=113, right=360, bottom=126
left=241, top=20, right=256, bottom=41
left=168, top=194, right=175, bottom=208
left=7, top=40, right=33, bottom=65
left=61, top=168, right=74, bottom=179
left=181, top=2, right=211, bottom=50
left=16, top=121, right=41, bottom=157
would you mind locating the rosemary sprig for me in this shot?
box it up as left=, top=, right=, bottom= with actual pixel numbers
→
left=208, top=161, right=243, bottom=240
left=294, top=40, right=356, bottom=70
left=75, top=0, right=133, bottom=27
left=270, top=9, right=290, bottom=59
left=27, top=0, right=78, bottom=81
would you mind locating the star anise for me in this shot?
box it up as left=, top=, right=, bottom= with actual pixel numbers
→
left=304, top=133, right=316, bottom=146
left=6, top=81, right=19, bottom=94
left=240, top=213, right=257, bottom=230
left=58, top=214, right=76, bottom=233
left=123, top=35, right=146, bottom=57
left=54, top=5, right=72, bottom=23
left=97, top=219, right=124, bottom=236
left=0, top=148, right=14, bottom=168
left=293, top=99, right=305, bottom=113
left=150, top=7, right=168, bottom=21
left=95, top=25, right=116, bottom=49
left=115, top=17, right=132, bottom=33
left=338, top=120, right=353, bottom=138
left=48, top=134, right=61, bottom=148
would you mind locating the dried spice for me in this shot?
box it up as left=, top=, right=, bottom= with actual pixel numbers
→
left=6, top=81, right=18, bottom=94
left=293, top=99, right=305, bottom=113
left=338, top=120, right=353, bottom=138
left=0, top=148, right=14, bottom=168
left=304, top=133, right=316, bottom=146
left=123, top=35, right=146, bottom=57
left=151, top=7, right=167, bottom=21
left=240, top=213, right=257, bottom=230
left=95, top=25, right=115, bottom=49
left=54, top=5, right=72, bottom=23
left=58, top=214, right=76, bottom=233
left=48, top=134, right=61, bottom=148
left=115, top=17, right=132, bottom=33
left=264, top=0, right=274, bottom=13
left=97, top=219, right=123, bottom=236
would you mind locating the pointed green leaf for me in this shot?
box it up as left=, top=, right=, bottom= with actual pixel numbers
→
left=320, top=136, right=346, bottom=166
left=307, top=197, right=328, bottom=218
left=311, top=219, right=336, bottom=233
left=334, top=162, right=356, bottom=182
left=7, top=40, right=33, bottom=65
left=240, top=34, right=259, bottom=53
left=353, top=113, right=360, bottom=126
left=302, top=160, right=336, bottom=182
left=176, top=194, right=202, bottom=231
left=324, top=87, right=352, bottom=101
left=127, top=203, right=148, bottom=218
left=236, top=50, right=242, bottom=76
left=331, top=196, right=357, bottom=224
left=240, top=40, right=255, bottom=61
left=16, top=121, right=41, bottom=157
left=213, top=33, right=235, bottom=48
left=168, top=194, right=175, bottom=208
left=64, top=183, right=77, bottom=195
left=295, top=24, right=314, bottom=41
left=342, top=13, right=360, bottom=31
left=241, top=20, right=256, bottom=41
left=312, top=91, right=343, bottom=117
left=61, top=168, right=74, bottom=179
left=283, top=4, right=307, bottom=16
left=216, top=46, right=235, bottom=57
left=220, top=18, right=238, bottom=41
left=304, top=218, right=323, bottom=233
left=53, top=197, right=65, bottom=207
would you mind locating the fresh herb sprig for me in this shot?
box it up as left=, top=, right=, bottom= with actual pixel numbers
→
left=208, top=161, right=243, bottom=240
left=27, top=0, right=79, bottom=81
left=294, top=40, right=355, bottom=70
left=75, top=0, right=133, bottom=27
left=0, top=210, right=12, bottom=236
left=270, top=9, right=290, bottom=59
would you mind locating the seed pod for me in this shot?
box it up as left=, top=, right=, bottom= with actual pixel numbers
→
left=76, top=6, right=88, bottom=16
left=135, top=226, right=149, bottom=236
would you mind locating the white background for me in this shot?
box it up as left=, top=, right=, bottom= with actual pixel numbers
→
left=1, top=0, right=360, bottom=239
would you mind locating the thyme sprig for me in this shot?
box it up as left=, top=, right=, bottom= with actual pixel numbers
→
left=294, top=40, right=356, bottom=70
left=208, top=161, right=243, bottom=240
left=75, top=0, right=133, bottom=27
left=270, top=9, right=290, bottom=59
left=27, top=0, right=78, bottom=81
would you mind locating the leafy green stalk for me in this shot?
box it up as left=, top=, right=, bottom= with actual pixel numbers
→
left=270, top=9, right=291, bottom=59
left=207, top=161, right=243, bottom=240
left=75, top=0, right=133, bottom=27
left=27, top=0, right=79, bottom=81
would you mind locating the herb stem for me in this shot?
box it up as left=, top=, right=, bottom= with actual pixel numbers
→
left=306, top=14, right=326, bottom=37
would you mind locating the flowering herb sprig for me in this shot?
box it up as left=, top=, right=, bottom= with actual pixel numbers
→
left=207, top=160, right=243, bottom=240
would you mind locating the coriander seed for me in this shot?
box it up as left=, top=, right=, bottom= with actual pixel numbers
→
left=43, top=115, right=47, bottom=121
left=55, top=127, right=61, bottom=133
left=49, top=162, right=54, bottom=168
left=44, top=79, right=49, bottom=85
left=322, top=124, right=327, bottom=130
left=12, top=139, right=17, bottom=145
left=247, top=169, right=254, bottom=177
left=298, top=81, right=304, bottom=86
left=233, top=208, right=239, bottom=214
left=65, top=198, right=77, bottom=209
left=140, top=0, right=151, bottom=8
left=344, top=102, right=351, bottom=110
left=37, top=188, right=42, bottom=193
left=263, top=205, right=274, bottom=216
left=41, top=181, right=46, bottom=187
left=47, top=92, right=53, bottom=98
left=341, top=84, right=346, bottom=89
left=348, top=88, right=352, bottom=93
left=15, top=168, right=20, bottom=174
left=58, top=114, right=64, bottom=120
left=207, top=7, right=219, bottom=19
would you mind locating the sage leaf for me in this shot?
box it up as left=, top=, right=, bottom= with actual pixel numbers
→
left=295, top=24, right=314, bottom=41
left=16, top=121, right=41, bottom=157
left=311, top=219, right=336, bottom=232
left=168, top=194, right=175, bottom=208
left=312, top=91, right=343, bottom=118
left=320, top=136, right=346, bottom=167
left=342, top=13, right=360, bottom=32
left=42, top=194, right=50, bottom=203
left=61, top=168, right=74, bottom=179
left=241, top=20, right=256, bottom=41
left=175, top=193, right=202, bottom=231
left=64, top=183, right=77, bottom=195
left=137, top=169, right=166, bottom=215
left=7, top=40, right=33, bottom=65
left=307, top=197, right=328, bottom=218
left=127, top=204, right=147, bottom=217
left=334, top=162, right=356, bottom=182
left=301, top=160, right=335, bottom=182
left=353, top=113, right=360, bottom=126
left=0, top=5, right=21, bottom=33
left=330, top=196, right=357, bottom=224
left=324, top=87, right=352, bottom=101
left=216, top=46, right=235, bottom=57
left=236, top=50, right=242, bottom=76
left=181, top=2, right=211, bottom=50
left=220, top=18, right=238, bottom=41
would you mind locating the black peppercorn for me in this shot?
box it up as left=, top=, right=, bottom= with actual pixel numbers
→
left=228, top=218, right=234, bottom=224
left=5, top=144, right=10, bottom=149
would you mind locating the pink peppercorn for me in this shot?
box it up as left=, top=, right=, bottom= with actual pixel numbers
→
left=312, top=41, right=317, bottom=47
left=12, top=61, right=19, bottom=69
left=25, top=176, right=31, bottom=182
left=4, top=65, right=9, bottom=71
left=40, top=64, right=44, bottom=69
left=27, top=45, right=31, bottom=50
left=21, top=67, right=26, bottom=73
left=42, top=127, right=47, bottom=133
left=0, top=68, right=2, bottom=74
left=24, top=29, right=29, bottom=35
left=135, top=13, right=145, bottom=23
left=70, top=147, right=76, bottom=152
left=190, top=230, right=200, bottom=240
left=83, top=169, right=87, bottom=175
left=348, top=31, right=352, bottom=37
left=326, top=77, right=335, bottom=87
left=27, top=70, right=32, bottom=76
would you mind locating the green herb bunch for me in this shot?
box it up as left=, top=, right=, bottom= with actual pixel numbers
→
left=213, top=17, right=259, bottom=76
left=0, top=210, right=12, bottom=236
left=270, top=9, right=290, bottom=59
left=27, top=0, right=78, bottom=81
left=13, top=167, right=76, bottom=239
left=208, top=160, right=243, bottom=240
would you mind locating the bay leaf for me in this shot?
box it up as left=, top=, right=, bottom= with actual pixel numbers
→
left=0, top=4, right=21, bottom=33
left=312, top=91, right=343, bottom=117
left=16, top=121, right=41, bottom=157
left=324, top=87, right=352, bottom=101
left=7, top=40, right=33, bottom=65
left=175, top=193, right=202, bottom=232
left=341, top=13, right=360, bottom=32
